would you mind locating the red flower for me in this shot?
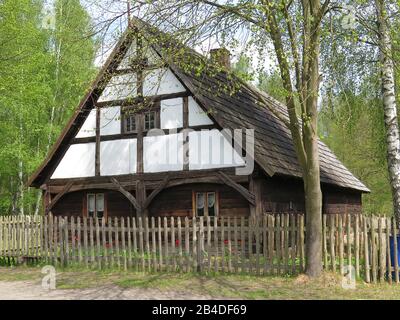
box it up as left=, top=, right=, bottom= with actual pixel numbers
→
left=175, top=239, right=180, bottom=247
left=224, top=239, right=229, bottom=245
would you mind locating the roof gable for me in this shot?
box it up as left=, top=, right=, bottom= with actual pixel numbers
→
left=28, top=19, right=369, bottom=193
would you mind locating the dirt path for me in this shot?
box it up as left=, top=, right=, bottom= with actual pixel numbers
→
left=0, top=280, right=218, bottom=300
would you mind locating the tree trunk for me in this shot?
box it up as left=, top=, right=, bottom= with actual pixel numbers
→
left=376, top=0, right=400, bottom=226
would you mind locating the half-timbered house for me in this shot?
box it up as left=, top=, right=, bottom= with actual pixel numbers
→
left=28, top=18, right=369, bottom=220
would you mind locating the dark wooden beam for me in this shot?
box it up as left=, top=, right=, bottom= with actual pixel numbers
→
left=95, top=106, right=101, bottom=176
left=217, top=171, right=255, bottom=206
left=96, top=91, right=190, bottom=108
left=110, top=177, right=141, bottom=212
left=45, top=181, right=74, bottom=214
left=71, top=124, right=216, bottom=145
left=142, top=174, right=170, bottom=210
left=183, top=96, right=189, bottom=171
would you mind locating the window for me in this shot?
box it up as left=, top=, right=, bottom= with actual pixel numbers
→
left=87, top=193, right=105, bottom=219
left=194, top=192, right=218, bottom=217
left=122, top=107, right=160, bottom=134
left=125, top=113, right=136, bottom=133
left=144, top=111, right=156, bottom=130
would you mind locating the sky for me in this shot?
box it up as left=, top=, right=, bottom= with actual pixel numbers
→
left=77, top=0, right=275, bottom=76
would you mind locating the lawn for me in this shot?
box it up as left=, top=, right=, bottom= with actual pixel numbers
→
left=0, top=266, right=399, bottom=299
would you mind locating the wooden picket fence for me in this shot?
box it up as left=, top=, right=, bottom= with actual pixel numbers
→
left=0, top=213, right=399, bottom=283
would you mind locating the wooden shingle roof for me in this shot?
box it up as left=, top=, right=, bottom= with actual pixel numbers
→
left=140, top=19, right=369, bottom=193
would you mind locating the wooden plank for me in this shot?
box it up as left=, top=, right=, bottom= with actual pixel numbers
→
left=323, top=214, right=327, bottom=270
left=329, top=214, right=336, bottom=272
left=43, top=216, right=49, bottom=263
left=171, top=217, right=176, bottom=271
left=193, top=217, right=198, bottom=271
left=371, top=217, right=378, bottom=282
left=127, top=217, right=132, bottom=269
left=102, top=218, right=108, bottom=268
left=132, top=218, right=138, bottom=270
left=386, top=217, right=392, bottom=284
left=89, top=217, right=95, bottom=266
left=115, top=217, right=120, bottom=269
left=108, top=217, right=114, bottom=268
left=185, top=217, right=190, bottom=272
left=255, top=216, right=260, bottom=275
left=59, top=217, right=64, bottom=267
left=346, top=214, right=352, bottom=272
left=206, top=216, right=211, bottom=273
left=151, top=217, right=157, bottom=271
left=96, top=218, right=101, bottom=269
left=49, top=216, right=55, bottom=265
left=288, top=214, right=294, bottom=274
left=268, top=215, right=274, bottom=275
left=363, top=216, right=371, bottom=283
left=64, top=217, right=70, bottom=266
left=163, top=217, right=169, bottom=271
left=199, top=216, right=205, bottom=272
left=221, top=216, right=225, bottom=273
left=234, top=216, right=239, bottom=274
left=15, top=216, right=20, bottom=262
left=158, top=217, right=163, bottom=271
left=378, top=217, right=385, bottom=283
left=71, top=216, right=76, bottom=264
left=276, top=215, right=281, bottom=275
left=214, top=216, right=219, bottom=273
left=355, top=215, right=360, bottom=278
left=393, top=216, right=399, bottom=283
left=177, top=217, right=183, bottom=271
left=139, top=217, right=144, bottom=271
left=121, top=217, right=127, bottom=271
left=338, top=215, right=344, bottom=274
left=299, top=215, right=305, bottom=272
left=83, top=217, right=88, bottom=268
left=240, top=216, right=245, bottom=273
left=284, top=214, right=289, bottom=274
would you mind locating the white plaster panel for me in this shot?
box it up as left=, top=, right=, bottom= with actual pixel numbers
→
left=160, top=98, right=183, bottom=129
left=51, top=143, right=96, bottom=179
left=98, top=73, right=137, bottom=102
left=118, top=40, right=137, bottom=70
left=76, top=109, right=96, bottom=138
left=144, top=133, right=183, bottom=172
left=188, top=129, right=244, bottom=170
left=100, top=106, right=121, bottom=136
left=144, top=68, right=185, bottom=96
left=100, top=139, right=136, bottom=176
left=118, top=41, right=160, bottom=70
left=188, top=96, right=213, bottom=126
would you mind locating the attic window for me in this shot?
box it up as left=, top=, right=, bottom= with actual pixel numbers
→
left=124, top=114, right=137, bottom=133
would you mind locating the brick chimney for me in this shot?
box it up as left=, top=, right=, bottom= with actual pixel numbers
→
left=210, top=48, right=231, bottom=69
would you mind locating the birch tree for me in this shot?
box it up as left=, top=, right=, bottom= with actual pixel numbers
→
left=375, top=0, right=400, bottom=225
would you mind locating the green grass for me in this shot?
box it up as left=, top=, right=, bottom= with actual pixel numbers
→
left=1, top=266, right=400, bottom=299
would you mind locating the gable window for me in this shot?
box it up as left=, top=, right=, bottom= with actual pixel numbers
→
left=87, top=193, right=105, bottom=219
left=194, top=192, right=218, bottom=217
left=122, top=104, right=160, bottom=134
